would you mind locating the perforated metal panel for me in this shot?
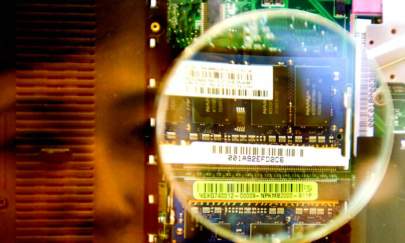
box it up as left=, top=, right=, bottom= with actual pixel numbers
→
left=16, top=0, right=96, bottom=242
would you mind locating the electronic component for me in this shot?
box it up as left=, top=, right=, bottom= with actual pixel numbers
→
left=192, top=98, right=234, bottom=125
left=250, top=224, right=285, bottom=238
left=294, top=66, right=333, bottom=127
left=353, top=0, right=382, bottom=15
left=334, top=0, right=346, bottom=18
left=261, top=0, right=286, bottom=8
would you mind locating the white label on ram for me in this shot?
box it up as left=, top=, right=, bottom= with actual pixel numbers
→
left=160, top=142, right=349, bottom=169
left=165, top=60, right=274, bottom=100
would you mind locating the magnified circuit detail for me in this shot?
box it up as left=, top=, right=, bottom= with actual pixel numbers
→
left=157, top=9, right=393, bottom=243
left=162, top=53, right=351, bottom=168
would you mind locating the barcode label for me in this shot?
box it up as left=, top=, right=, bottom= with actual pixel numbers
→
left=165, top=60, right=274, bottom=100
left=192, top=87, right=270, bottom=98
left=160, top=142, right=349, bottom=168
left=211, top=144, right=304, bottom=158
left=193, top=181, right=318, bottom=200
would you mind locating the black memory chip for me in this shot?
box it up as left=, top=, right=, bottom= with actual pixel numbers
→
left=295, top=66, right=332, bottom=126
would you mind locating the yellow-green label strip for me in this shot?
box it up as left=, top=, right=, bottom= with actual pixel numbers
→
left=193, top=181, right=318, bottom=201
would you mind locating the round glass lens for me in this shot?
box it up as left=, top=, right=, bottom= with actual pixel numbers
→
left=156, top=9, right=394, bottom=243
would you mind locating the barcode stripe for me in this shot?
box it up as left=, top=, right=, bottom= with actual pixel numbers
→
left=192, top=86, right=269, bottom=98
left=195, top=182, right=308, bottom=193
left=211, top=144, right=304, bottom=158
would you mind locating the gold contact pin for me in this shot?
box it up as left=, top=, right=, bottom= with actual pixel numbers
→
left=150, top=21, right=161, bottom=33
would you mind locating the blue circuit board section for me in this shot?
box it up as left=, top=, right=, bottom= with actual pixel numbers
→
left=172, top=197, right=234, bottom=242
left=172, top=197, right=341, bottom=241
left=173, top=197, right=186, bottom=242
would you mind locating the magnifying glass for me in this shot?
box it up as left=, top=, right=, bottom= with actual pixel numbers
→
left=156, top=9, right=394, bottom=242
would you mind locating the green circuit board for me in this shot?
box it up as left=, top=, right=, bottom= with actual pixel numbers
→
left=390, top=83, right=405, bottom=133
left=167, top=0, right=351, bottom=50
